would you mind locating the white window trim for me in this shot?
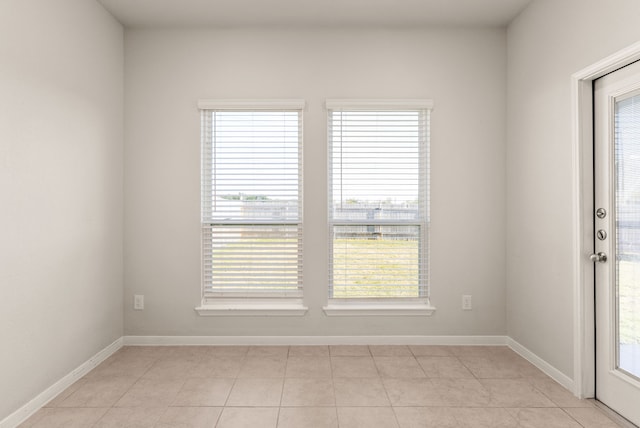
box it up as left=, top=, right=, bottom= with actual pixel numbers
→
left=196, top=299, right=308, bottom=316
left=198, top=99, right=306, bottom=110
left=197, top=99, right=307, bottom=316
left=325, top=99, right=436, bottom=314
left=323, top=300, right=436, bottom=317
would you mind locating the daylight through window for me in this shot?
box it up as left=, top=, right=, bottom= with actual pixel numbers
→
left=328, top=102, right=431, bottom=300
left=201, top=107, right=303, bottom=301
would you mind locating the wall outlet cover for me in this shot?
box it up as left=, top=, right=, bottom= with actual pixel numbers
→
left=462, top=295, right=472, bottom=311
left=134, top=294, right=144, bottom=310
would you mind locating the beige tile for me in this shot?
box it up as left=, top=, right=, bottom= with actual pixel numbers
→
left=369, top=345, right=413, bottom=357
left=459, top=356, right=522, bottom=379
left=118, top=346, right=173, bottom=360
left=161, top=346, right=209, bottom=362
left=85, top=356, right=155, bottom=379
left=216, top=407, right=278, bottom=428
left=447, top=346, right=508, bottom=358
left=334, top=378, right=390, bottom=406
left=409, top=345, right=453, bottom=357
left=58, top=376, right=136, bottom=407
left=510, top=358, right=547, bottom=378
left=141, top=358, right=198, bottom=380
left=190, top=356, right=245, bottom=378
left=20, top=408, right=107, bottom=428
left=563, top=407, right=621, bottom=427
left=288, top=345, right=330, bottom=357
left=337, top=407, right=399, bottom=428
left=481, top=379, right=556, bottom=407
left=331, top=356, right=379, bottom=377
left=226, top=378, right=283, bottom=406
left=101, top=350, right=127, bottom=364
left=329, top=345, right=371, bottom=356
left=18, top=409, right=47, bottom=427
left=417, top=356, right=474, bottom=379
left=528, top=378, right=594, bottom=408
left=237, top=356, right=286, bottom=378
left=172, top=378, right=234, bottom=406
left=285, top=356, right=332, bottom=378
left=491, top=347, right=521, bottom=358
left=98, top=348, right=124, bottom=366
left=393, top=407, right=458, bottom=428
left=246, top=346, right=289, bottom=358
left=374, top=357, right=426, bottom=378
left=87, top=359, right=115, bottom=375
left=25, top=346, right=617, bottom=428
left=487, top=352, right=547, bottom=378
left=453, top=408, right=518, bottom=427
left=115, top=378, right=184, bottom=407
left=383, top=378, right=442, bottom=406
left=506, top=408, right=582, bottom=427
left=152, top=346, right=181, bottom=354
left=281, top=377, right=335, bottom=406
left=18, top=411, right=44, bottom=427
left=429, top=378, right=490, bottom=407
left=94, top=407, right=164, bottom=427
left=44, top=379, right=88, bottom=407
left=277, top=407, right=338, bottom=428
left=208, top=346, right=249, bottom=357
left=156, top=407, right=222, bottom=427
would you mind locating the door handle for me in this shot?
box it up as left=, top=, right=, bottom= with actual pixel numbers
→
left=590, top=252, right=608, bottom=263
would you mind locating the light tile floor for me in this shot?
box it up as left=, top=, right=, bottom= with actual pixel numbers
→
left=20, top=345, right=626, bottom=427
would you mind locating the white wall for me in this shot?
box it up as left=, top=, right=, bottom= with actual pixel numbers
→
left=507, top=0, right=640, bottom=378
left=124, top=27, right=507, bottom=336
left=0, top=0, right=123, bottom=420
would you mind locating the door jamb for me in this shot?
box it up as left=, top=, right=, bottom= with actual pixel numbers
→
left=571, top=41, right=640, bottom=399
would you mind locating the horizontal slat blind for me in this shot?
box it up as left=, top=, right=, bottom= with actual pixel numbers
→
left=201, top=109, right=302, bottom=299
left=328, top=107, right=430, bottom=299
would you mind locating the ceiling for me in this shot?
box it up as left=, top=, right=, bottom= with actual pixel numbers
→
left=98, top=0, right=532, bottom=28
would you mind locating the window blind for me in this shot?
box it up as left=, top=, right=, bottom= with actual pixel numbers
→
left=328, top=104, right=430, bottom=300
left=201, top=108, right=303, bottom=299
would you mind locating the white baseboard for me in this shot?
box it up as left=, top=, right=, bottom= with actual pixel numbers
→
left=2, top=334, right=579, bottom=428
left=507, top=337, right=575, bottom=392
left=0, top=337, right=123, bottom=428
left=122, top=335, right=509, bottom=346
left=124, top=336, right=577, bottom=395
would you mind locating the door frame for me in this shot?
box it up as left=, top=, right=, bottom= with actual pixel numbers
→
left=572, top=40, right=640, bottom=399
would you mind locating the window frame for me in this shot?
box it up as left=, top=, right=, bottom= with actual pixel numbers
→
left=196, top=99, right=308, bottom=316
left=323, top=99, right=436, bottom=316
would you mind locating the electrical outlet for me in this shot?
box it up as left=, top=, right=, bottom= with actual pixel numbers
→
left=134, top=294, right=144, bottom=310
left=462, top=295, right=472, bottom=311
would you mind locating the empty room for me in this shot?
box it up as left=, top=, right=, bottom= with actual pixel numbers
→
left=2, top=0, right=640, bottom=426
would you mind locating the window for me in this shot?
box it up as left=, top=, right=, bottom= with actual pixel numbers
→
left=326, top=100, right=434, bottom=315
left=197, top=100, right=306, bottom=315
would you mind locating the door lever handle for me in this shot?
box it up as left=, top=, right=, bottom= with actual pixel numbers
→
left=590, top=252, right=607, bottom=263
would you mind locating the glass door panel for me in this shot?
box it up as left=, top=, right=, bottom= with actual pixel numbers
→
left=615, top=93, right=640, bottom=380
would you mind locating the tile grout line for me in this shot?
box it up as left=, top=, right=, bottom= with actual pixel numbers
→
left=19, top=345, right=624, bottom=428
left=218, top=349, right=247, bottom=426
left=559, top=408, right=590, bottom=428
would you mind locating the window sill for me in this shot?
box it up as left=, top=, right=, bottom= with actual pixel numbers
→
left=322, top=302, right=436, bottom=317
left=195, top=300, right=308, bottom=316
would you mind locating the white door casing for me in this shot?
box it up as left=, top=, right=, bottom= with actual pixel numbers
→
left=572, top=40, right=640, bottom=402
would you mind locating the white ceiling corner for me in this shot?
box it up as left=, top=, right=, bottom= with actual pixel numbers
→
left=98, top=0, right=532, bottom=28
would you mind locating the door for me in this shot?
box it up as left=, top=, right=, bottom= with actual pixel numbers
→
left=594, top=60, right=640, bottom=426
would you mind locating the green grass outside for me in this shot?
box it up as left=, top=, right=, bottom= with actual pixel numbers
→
left=332, top=238, right=420, bottom=298
left=211, top=237, right=421, bottom=297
